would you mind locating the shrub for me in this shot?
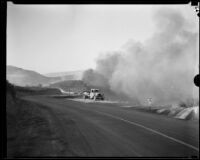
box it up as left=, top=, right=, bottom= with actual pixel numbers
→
left=6, top=80, right=16, bottom=98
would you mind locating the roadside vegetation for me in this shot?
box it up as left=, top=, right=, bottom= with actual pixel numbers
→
left=6, top=81, right=64, bottom=157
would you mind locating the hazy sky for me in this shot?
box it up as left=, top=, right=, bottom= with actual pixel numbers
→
left=7, top=3, right=198, bottom=74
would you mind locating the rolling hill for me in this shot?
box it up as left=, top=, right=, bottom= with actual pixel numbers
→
left=6, top=65, right=61, bottom=86
left=49, top=80, right=89, bottom=93
left=6, top=65, right=131, bottom=101
left=45, top=70, right=84, bottom=80
left=6, top=66, right=84, bottom=87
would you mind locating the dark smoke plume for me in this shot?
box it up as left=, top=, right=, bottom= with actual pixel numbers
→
left=82, top=8, right=199, bottom=105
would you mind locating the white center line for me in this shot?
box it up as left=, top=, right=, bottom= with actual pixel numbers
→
left=95, top=110, right=199, bottom=152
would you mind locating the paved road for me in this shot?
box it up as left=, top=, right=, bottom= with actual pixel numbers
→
left=22, top=96, right=199, bottom=157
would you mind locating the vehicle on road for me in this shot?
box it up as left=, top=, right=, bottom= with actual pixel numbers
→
left=83, top=91, right=90, bottom=99
left=82, top=89, right=104, bottom=100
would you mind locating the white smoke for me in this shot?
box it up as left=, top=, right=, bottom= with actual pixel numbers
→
left=82, top=8, right=199, bottom=105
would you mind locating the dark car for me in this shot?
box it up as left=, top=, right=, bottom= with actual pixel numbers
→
left=94, top=93, right=104, bottom=100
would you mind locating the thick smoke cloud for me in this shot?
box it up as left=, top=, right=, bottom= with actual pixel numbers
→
left=82, top=69, right=109, bottom=88
left=82, top=8, right=199, bottom=105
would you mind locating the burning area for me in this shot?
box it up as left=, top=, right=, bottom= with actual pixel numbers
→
left=82, top=8, right=199, bottom=107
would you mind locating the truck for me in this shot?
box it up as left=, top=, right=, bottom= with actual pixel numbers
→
left=83, top=88, right=104, bottom=100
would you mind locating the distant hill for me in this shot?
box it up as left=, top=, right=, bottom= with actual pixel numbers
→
left=6, top=65, right=61, bottom=86
left=49, top=80, right=89, bottom=93
left=7, top=65, right=85, bottom=87
left=45, top=70, right=84, bottom=80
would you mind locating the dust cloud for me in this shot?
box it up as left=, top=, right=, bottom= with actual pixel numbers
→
left=82, top=8, right=199, bottom=106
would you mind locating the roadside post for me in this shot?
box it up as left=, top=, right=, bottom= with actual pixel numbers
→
left=147, top=98, right=152, bottom=110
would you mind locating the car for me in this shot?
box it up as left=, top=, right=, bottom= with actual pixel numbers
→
left=82, top=89, right=104, bottom=100
left=89, top=89, right=104, bottom=100
left=94, top=93, right=104, bottom=100
left=82, top=91, right=90, bottom=99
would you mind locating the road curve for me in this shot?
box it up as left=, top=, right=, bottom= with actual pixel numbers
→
left=22, top=95, right=199, bottom=157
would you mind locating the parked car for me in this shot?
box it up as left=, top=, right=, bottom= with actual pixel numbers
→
left=82, top=89, right=104, bottom=100
left=82, top=91, right=90, bottom=99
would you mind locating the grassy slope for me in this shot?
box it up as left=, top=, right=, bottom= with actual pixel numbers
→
left=7, top=65, right=61, bottom=86
left=6, top=82, right=78, bottom=157
left=7, top=94, right=52, bottom=157
left=15, top=85, right=62, bottom=97
left=49, top=80, right=88, bottom=93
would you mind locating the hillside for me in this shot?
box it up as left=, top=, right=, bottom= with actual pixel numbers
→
left=14, top=85, right=62, bottom=97
left=6, top=81, right=79, bottom=157
left=7, top=66, right=85, bottom=86
left=7, top=65, right=61, bottom=86
left=49, top=80, right=89, bottom=93
left=45, top=70, right=84, bottom=80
